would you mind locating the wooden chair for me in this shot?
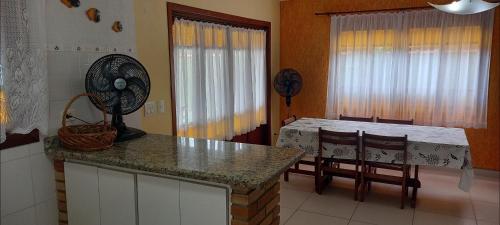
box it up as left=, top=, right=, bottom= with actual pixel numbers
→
left=360, top=131, right=410, bottom=209
left=282, top=116, right=317, bottom=181
left=376, top=117, right=414, bottom=125
left=337, top=115, right=374, bottom=183
left=282, top=115, right=297, bottom=126
left=339, top=114, right=374, bottom=122
left=316, top=128, right=361, bottom=200
left=376, top=117, right=420, bottom=207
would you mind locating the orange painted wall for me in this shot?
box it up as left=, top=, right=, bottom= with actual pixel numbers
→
left=280, top=0, right=500, bottom=170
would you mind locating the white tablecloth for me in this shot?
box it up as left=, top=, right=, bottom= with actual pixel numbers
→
left=276, top=118, right=473, bottom=191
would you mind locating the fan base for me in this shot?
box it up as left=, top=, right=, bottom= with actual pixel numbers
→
left=114, top=127, right=146, bottom=142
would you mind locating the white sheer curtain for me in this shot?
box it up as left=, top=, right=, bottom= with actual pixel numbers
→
left=325, top=9, right=494, bottom=128
left=173, top=19, right=266, bottom=140
left=231, top=27, right=267, bottom=135
left=0, top=0, right=48, bottom=143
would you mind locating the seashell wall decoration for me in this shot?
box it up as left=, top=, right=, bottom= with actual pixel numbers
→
left=112, top=21, right=123, bottom=32
left=61, top=0, right=80, bottom=8
left=86, top=8, right=101, bottom=23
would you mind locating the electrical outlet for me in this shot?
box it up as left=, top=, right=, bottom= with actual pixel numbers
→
left=144, top=101, right=157, bottom=117
left=158, top=100, right=165, bottom=113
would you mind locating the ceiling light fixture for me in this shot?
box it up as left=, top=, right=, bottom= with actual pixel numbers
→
left=428, top=0, right=499, bottom=15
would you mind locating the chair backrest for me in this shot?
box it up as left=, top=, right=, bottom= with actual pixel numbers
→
left=339, top=114, right=374, bottom=122
left=282, top=115, right=297, bottom=126
left=361, top=131, right=408, bottom=165
left=318, top=128, right=360, bottom=161
left=376, top=117, right=414, bottom=125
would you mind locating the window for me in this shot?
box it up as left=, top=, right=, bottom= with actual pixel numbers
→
left=168, top=4, right=270, bottom=141
left=326, top=9, right=494, bottom=128
left=0, top=64, right=39, bottom=150
left=0, top=64, right=7, bottom=126
left=0, top=64, right=7, bottom=143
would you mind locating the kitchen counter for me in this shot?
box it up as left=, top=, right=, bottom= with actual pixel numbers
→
left=45, top=134, right=305, bottom=193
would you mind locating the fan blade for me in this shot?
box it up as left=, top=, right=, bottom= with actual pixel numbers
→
left=125, top=86, right=146, bottom=104
left=126, top=77, right=147, bottom=92
left=121, top=89, right=137, bottom=112
left=100, top=59, right=116, bottom=81
left=102, top=92, right=120, bottom=107
left=118, top=63, right=142, bottom=78
left=89, top=78, right=112, bottom=92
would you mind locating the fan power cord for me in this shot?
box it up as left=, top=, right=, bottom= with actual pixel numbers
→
left=65, top=114, right=103, bottom=125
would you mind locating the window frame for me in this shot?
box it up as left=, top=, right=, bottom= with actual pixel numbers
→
left=166, top=2, right=271, bottom=143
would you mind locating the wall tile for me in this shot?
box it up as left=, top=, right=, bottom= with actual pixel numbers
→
left=28, top=142, right=44, bottom=156
left=0, top=206, right=36, bottom=225
left=35, top=198, right=58, bottom=225
left=0, top=145, right=30, bottom=163
left=1, top=158, right=35, bottom=216
left=46, top=1, right=67, bottom=50
left=30, top=153, right=56, bottom=204
left=48, top=51, right=81, bottom=102
left=48, top=100, right=69, bottom=136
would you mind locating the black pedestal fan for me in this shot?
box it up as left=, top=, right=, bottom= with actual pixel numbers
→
left=85, top=54, right=150, bottom=142
left=274, top=68, right=303, bottom=117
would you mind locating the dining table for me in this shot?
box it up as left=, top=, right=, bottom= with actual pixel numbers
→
left=276, top=118, right=474, bottom=207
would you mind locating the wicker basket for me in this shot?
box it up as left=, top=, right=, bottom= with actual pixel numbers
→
left=58, top=93, right=117, bottom=151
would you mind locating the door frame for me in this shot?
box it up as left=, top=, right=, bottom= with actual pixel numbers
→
left=166, top=2, right=272, bottom=145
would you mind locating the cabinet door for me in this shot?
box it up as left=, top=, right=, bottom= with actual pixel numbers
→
left=64, top=163, right=100, bottom=225
left=98, top=168, right=136, bottom=225
left=137, top=175, right=180, bottom=225
left=179, top=182, right=228, bottom=225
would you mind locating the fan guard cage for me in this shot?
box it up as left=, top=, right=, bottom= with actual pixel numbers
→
left=85, top=54, right=150, bottom=115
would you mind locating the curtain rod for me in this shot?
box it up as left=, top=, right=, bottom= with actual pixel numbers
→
left=315, top=6, right=433, bottom=16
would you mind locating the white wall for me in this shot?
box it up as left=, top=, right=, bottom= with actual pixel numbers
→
left=1, top=1, right=138, bottom=224
left=135, top=0, right=281, bottom=140
left=1, top=142, right=58, bottom=225
left=46, top=0, right=140, bottom=135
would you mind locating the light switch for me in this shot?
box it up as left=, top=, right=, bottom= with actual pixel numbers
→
left=144, top=101, right=157, bottom=117
left=158, top=100, right=166, bottom=113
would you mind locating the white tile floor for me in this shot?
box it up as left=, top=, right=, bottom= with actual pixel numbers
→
left=279, top=167, right=499, bottom=225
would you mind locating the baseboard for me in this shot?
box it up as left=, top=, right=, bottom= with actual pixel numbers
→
left=420, top=165, right=500, bottom=179
left=474, top=168, right=500, bottom=179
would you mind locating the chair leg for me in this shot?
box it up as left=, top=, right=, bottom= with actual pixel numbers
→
left=406, top=184, right=409, bottom=199
left=284, top=169, right=289, bottom=182
left=315, top=175, right=325, bottom=194
left=314, top=157, right=322, bottom=194
left=401, top=184, right=406, bottom=209
left=318, top=178, right=324, bottom=195
left=411, top=165, right=419, bottom=208
left=354, top=178, right=359, bottom=201
left=367, top=167, right=376, bottom=192
left=401, top=168, right=408, bottom=209
left=360, top=178, right=366, bottom=202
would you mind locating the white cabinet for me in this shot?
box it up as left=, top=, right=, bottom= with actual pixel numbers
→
left=180, top=182, right=228, bottom=225
left=137, top=175, right=180, bottom=225
left=98, top=168, right=136, bottom=225
left=65, top=163, right=100, bottom=225
left=64, top=163, right=229, bottom=225
left=65, top=163, right=136, bottom=225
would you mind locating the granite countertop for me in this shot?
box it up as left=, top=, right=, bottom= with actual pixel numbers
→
left=45, top=134, right=305, bottom=193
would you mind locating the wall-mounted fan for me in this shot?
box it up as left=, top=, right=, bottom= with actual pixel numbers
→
left=85, top=54, right=150, bottom=142
left=274, top=68, right=303, bottom=115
